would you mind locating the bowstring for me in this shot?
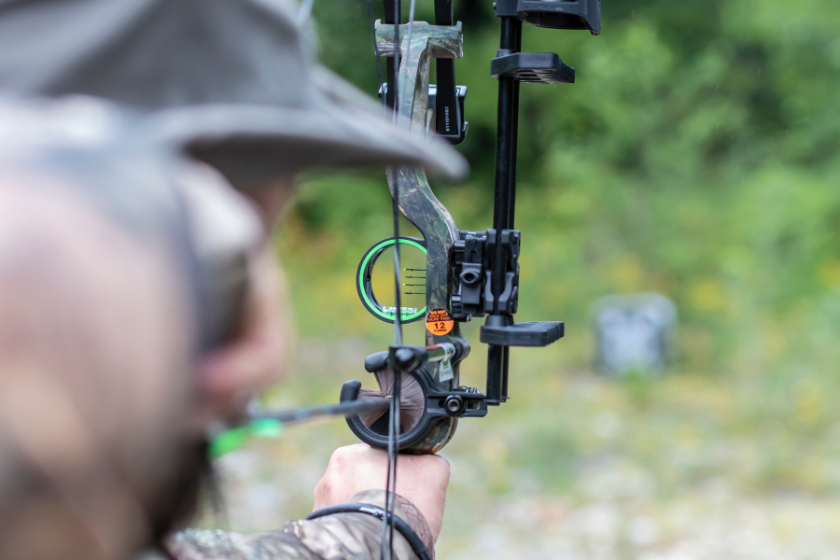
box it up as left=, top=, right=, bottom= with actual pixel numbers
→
left=384, top=2, right=399, bottom=557
left=389, top=1, right=416, bottom=558
left=308, top=1, right=419, bottom=557
left=302, top=1, right=396, bottom=556
left=364, top=0, right=384, bottom=99
left=364, top=0, right=417, bottom=557
left=376, top=0, right=399, bottom=558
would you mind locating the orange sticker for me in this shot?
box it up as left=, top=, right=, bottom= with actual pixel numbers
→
left=426, top=308, right=454, bottom=335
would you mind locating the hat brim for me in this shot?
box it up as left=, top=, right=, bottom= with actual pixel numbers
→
left=149, top=69, right=469, bottom=187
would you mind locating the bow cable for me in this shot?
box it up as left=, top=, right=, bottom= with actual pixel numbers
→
left=376, top=0, right=417, bottom=557
left=382, top=0, right=400, bottom=555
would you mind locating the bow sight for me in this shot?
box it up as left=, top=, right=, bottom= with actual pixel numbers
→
left=345, top=0, right=601, bottom=454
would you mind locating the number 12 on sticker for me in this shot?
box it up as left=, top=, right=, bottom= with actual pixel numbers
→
left=426, top=308, right=454, bottom=336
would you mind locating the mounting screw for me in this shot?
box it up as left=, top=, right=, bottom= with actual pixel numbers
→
left=444, top=395, right=465, bottom=416
left=461, top=269, right=481, bottom=285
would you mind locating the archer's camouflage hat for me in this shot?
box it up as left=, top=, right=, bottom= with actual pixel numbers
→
left=0, top=0, right=468, bottom=186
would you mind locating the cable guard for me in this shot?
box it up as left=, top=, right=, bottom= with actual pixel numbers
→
left=378, top=83, right=468, bottom=144
left=491, top=52, right=575, bottom=85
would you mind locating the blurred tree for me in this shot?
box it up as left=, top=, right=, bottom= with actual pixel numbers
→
left=284, top=0, right=840, bottom=375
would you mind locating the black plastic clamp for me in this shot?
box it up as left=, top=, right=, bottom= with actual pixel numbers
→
left=481, top=319, right=565, bottom=347
left=451, top=230, right=488, bottom=320
left=491, top=52, right=575, bottom=85
left=483, top=229, right=520, bottom=316
left=516, top=0, right=601, bottom=35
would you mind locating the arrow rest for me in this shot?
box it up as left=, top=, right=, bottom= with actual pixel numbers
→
left=341, top=343, right=486, bottom=453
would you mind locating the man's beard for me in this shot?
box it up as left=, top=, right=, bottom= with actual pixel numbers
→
left=145, top=438, right=221, bottom=555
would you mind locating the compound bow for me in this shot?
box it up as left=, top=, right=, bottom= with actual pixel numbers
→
left=337, top=1, right=601, bottom=557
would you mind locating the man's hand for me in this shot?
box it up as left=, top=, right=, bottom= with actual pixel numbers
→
left=178, top=164, right=293, bottom=426
left=314, top=444, right=450, bottom=542
left=194, top=248, right=289, bottom=421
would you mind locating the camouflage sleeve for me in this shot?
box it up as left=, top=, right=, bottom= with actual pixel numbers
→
left=167, top=490, right=434, bottom=560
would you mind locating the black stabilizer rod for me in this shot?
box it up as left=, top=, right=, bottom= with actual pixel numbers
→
left=486, top=15, right=523, bottom=406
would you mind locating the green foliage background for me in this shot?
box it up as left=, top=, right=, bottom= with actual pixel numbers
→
left=289, top=0, right=840, bottom=372
left=254, top=0, right=840, bottom=554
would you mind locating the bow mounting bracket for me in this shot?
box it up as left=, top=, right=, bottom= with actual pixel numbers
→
left=495, top=0, right=601, bottom=35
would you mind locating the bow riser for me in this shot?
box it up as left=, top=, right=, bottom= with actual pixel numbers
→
left=377, top=20, right=469, bottom=383
left=379, top=21, right=469, bottom=453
